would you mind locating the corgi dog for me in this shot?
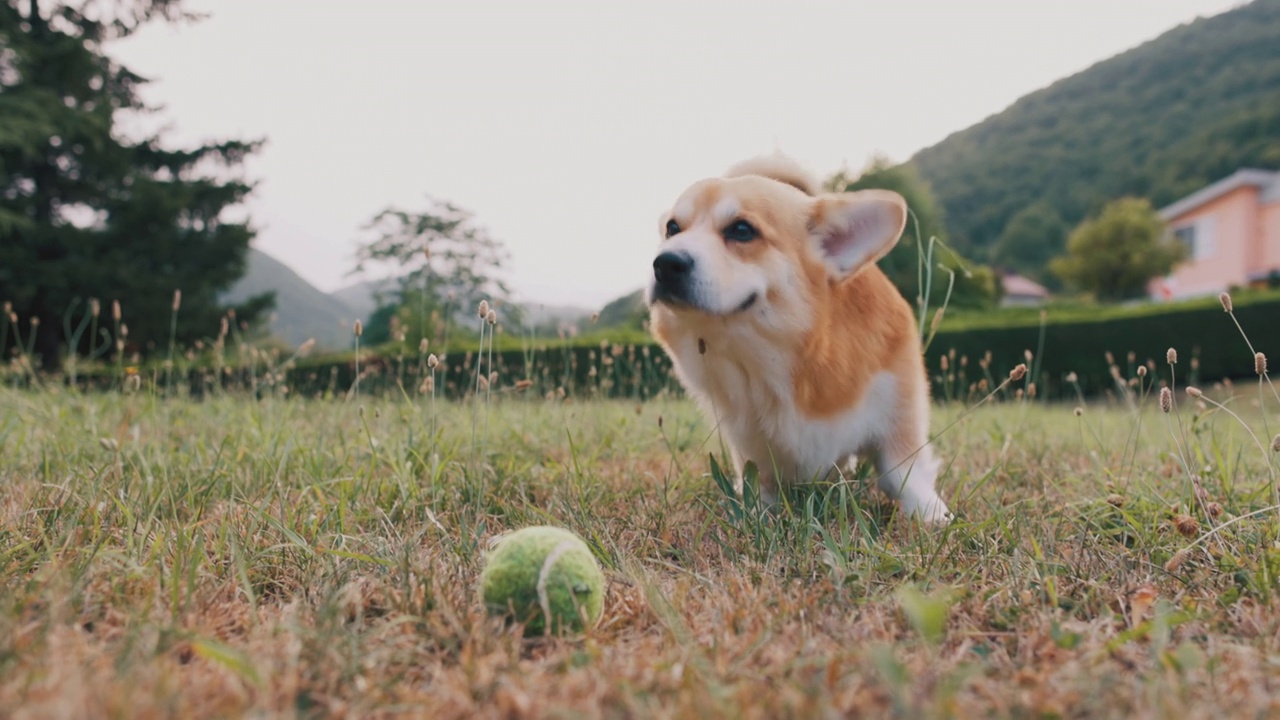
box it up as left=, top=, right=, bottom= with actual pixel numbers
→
left=647, top=154, right=951, bottom=523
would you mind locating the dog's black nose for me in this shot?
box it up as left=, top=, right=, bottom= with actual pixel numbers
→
left=653, top=251, right=694, bottom=285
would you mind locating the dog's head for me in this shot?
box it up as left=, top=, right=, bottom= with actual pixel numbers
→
left=647, top=155, right=908, bottom=326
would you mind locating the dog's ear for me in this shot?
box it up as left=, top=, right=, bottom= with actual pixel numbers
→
left=808, top=190, right=907, bottom=279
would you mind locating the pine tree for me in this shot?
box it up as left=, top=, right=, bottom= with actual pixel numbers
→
left=0, top=0, right=271, bottom=370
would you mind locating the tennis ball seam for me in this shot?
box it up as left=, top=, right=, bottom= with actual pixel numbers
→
left=536, top=539, right=581, bottom=629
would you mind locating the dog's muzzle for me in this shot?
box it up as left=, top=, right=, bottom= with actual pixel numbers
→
left=650, top=250, right=695, bottom=306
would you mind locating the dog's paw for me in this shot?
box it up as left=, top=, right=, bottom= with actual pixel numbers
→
left=901, top=494, right=953, bottom=525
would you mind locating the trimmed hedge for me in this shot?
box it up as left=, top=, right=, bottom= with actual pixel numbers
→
left=178, top=339, right=685, bottom=401
left=922, top=290, right=1279, bottom=400
left=59, top=290, right=1280, bottom=402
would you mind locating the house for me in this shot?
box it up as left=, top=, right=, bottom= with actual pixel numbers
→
left=1152, top=168, right=1280, bottom=299
left=1000, top=272, right=1049, bottom=307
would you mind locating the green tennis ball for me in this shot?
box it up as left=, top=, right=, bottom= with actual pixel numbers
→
left=479, top=526, right=605, bottom=635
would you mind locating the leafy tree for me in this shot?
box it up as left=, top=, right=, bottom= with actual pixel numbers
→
left=1050, top=197, right=1184, bottom=301
left=0, top=0, right=271, bottom=370
left=990, top=202, right=1068, bottom=289
left=826, top=157, right=1000, bottom=310
left=353, top=198, right=512, bottom=348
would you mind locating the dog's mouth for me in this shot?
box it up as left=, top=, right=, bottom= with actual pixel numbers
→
left=651, top=288, right=759, bottom=316
left=733, top=292, right=759, bottom=313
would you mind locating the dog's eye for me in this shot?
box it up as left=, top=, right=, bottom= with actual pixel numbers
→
left=665, top=219, right=681, bottom=238
left=723, top=219, right=758, bottom=243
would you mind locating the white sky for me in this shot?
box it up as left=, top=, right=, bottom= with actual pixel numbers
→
left=112, top=0, right=1245, bottom=310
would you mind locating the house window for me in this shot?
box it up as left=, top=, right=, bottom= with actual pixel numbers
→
left=1172, top=218, right=1215, bottom=261
left=1173, top=225, right=1196, bottom=255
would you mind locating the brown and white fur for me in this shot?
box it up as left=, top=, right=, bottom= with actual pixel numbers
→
left=646, top=154, right=951, bottom=522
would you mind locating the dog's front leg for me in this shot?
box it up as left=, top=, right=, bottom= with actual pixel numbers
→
left=746, top=462, right=780, bottom=507
left=731, top=446, right=781, bottom=507
left=873, top=437, right=951, bottom=523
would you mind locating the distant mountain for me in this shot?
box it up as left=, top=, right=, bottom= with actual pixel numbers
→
left=330, top=276, right=592, bottom=332
left=329, top=277, right=398, bottom=326
left=596, top=288, right=645, bottom=329
left=909, top=0, right=1280, bottom=262
left=221, top=249, right=359, bottom=351
left=223, top=250, right=597, bottom=348
left=522, top=302, right=589, bottom=323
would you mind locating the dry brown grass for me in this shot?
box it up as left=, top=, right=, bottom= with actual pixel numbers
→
left=2, top=385, right=1279, bottom=719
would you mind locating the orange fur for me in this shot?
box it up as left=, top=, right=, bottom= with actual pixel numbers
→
left=792, top=268, right=918, bottom=419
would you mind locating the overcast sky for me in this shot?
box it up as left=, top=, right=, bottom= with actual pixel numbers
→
left=112, top=0, right=1244, bottom=310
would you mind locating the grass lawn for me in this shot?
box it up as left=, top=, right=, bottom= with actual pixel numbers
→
left=2, top=378, right=1279, bottom=718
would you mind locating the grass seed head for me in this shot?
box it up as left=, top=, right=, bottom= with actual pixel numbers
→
left=1219, top=291, right=1232, bottom=312
left=478, top=300, right=489, bottom=318
left=427, top=353, right=439, bottom=369
left=1173, top=514, right=1200, bottom=537
left=419, top=338, right=429, bottom=353
left=89, top=298, right=100, bottom=318
left=1009, top=363, right=1027, bottom=382
left=1167, top=347, right=1177, bottom=364
left=1272, top=434, right=1280, bottom=453
left=353, top=320, right=363, bottom=337
left=1137, top=365, right=1147, bottom=378
left=1164, top=548, right=1192, bottom=572
left=171, top=289, right=181, bottom=312
left=1160, top=387, right=1172, bottom=413
left=1255, top=352, right=1267, bottom=376
left=1074, top=406, right=1083, bottom=417
left=1186, top=386, right=1202, bottom=398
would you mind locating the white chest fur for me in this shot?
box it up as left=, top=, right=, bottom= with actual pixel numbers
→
left=663, top=329, right=898, bottom=484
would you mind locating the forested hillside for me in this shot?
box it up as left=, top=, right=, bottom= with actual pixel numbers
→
left=910, top=0, right=1280, bottom=263
left=221, top=250, right=358, bottom=351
